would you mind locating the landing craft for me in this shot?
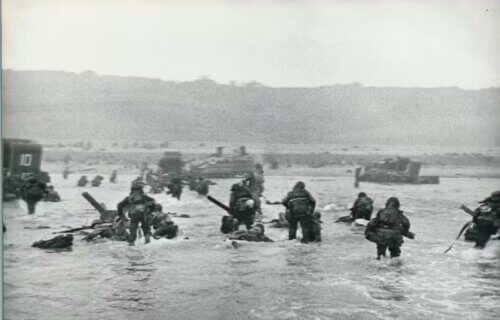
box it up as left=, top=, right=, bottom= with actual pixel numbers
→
left=356, top=156, right=439, bottom=184
left=188, top=146, right=255, bottom=178
left=2, top=138, right=51, bottom=200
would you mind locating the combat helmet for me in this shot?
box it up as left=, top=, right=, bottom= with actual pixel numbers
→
left=491, top=190, right=500, bottom=201
left=479, top=191, right=500, bottom=204
left=131, top=181, right=145, bottom=192
left=386, top=197, right=400, bottom=208
left=293, top=181, right=306, bottom=190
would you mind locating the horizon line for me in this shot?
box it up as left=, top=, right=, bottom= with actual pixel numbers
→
left=4, top=68, right=499, bottom=91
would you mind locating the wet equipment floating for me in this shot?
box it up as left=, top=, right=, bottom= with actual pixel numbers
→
left=32, top=234, right=73, bottom=249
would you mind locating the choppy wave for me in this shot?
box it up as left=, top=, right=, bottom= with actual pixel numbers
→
left=3, top=174, right=499, bottom=320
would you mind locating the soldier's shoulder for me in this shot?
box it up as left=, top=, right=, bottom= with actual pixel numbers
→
left=399, top=211, right=410, bottom=220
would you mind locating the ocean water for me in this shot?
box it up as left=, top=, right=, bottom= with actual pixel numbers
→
left=3, top=172, right=500, bottom=320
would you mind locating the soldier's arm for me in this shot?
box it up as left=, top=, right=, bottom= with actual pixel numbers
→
left=144, top=195, right=156, bottom=206
left=400, top=212, right=410, bottom=233
left=472, top=208, right=481, bottom=223
left=351, top=199, right=360, bottom=211
left=282, top=193, right=290, bottom=208
left=116, top=197, right=130, bottom=216
left=401, top=213, right=415, bottom=239
left=368, top=210, right=383, bottom=229
left=366, top=217, right=379, bottom=231
left=307, top=191, right=317, bottom=211
left=229, top=193, right=236, bottom=211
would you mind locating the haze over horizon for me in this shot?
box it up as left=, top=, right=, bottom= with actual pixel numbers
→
left=2, top=0, right=499, bottom=147
left=3, top=69, right=499, bottom=147
left=4, top=68, right=500, bottom=91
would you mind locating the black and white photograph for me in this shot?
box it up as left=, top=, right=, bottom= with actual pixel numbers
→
left=2, top=0, right=499, bottom=319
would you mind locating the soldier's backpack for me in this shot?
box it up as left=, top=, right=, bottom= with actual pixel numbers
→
left=288, top=197, right=311, bottom=217
left=128, top=193, right=149, bottom=216
left=27, top=187, right=44, bottom=198
left=357, top=197, right=373, bottom=211
left=235, top=197, right=252, bottom=213
left=379, top=208, right=399, bottom=227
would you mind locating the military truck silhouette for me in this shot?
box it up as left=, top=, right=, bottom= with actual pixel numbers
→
left=2, top=139, right=50, bottom=200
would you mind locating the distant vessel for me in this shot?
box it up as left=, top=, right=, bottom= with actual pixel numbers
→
left=356, top=156, right=439, bottom=184
left=157, top=151, right=185, bottom=175
left=188, top=146, right=255, bottom=178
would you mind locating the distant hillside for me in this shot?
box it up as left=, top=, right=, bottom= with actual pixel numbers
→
left=3, top=70, right=499, bottom=146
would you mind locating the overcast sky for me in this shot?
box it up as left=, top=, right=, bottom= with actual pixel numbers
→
left=3, top=0, right=499, bottom=88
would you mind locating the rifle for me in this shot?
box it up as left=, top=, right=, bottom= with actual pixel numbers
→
left=53, top=221, right=111, bottom=234
left=459, top=205, right=475, bottom=217
left=444, top=221, right=473, bottom=253
left=443, top=204, right=476, bottom=253
left=82, top=225, right=114, bottom=241
left=207, top=195, right=230, bottom=213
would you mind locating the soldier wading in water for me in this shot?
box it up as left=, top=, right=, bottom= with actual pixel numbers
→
left=472, top=191, right=500, bottom=249
left=117, top=182, right=156, bottom=246
left=229, top=179, right=257, bottom=230
left=21, top=174, right=48, bottom=214
left=365, top=197, right=415, bottom=259
left=282, top=181, right=318, bottom=243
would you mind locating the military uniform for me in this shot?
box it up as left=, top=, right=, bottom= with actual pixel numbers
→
left=91, top=175, right=104, bottom=187
left=150, top=208, right=178, bottom=239
left=351, top=193, right=374, bottom=220
left=248, top=169, right=265, bottom=215
left=166, top=175, right=183, bottom=200
left=110, top=170, right=117, bottom=183
left=21, top=176, right=48, bottom=214
left=117, top=186, right=156, bottom=245
left=229, top=181, right=256, bottom=230
left=472, top=191, right=500, bottom=249
left=228, top=224, right=273, bottom=242
left=62, top=168, right=70, bottom=180
left=365, top=197, right=413, bottom=259
left=282, top=181, right=317, bottom=243
left=43, top=186, right=61, bottom=202
left=77, top=176, right=89, bottom=187
left=195, top=178, right=212, bottom=196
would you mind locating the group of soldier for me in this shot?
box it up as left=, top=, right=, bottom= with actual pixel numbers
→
left=77, top=171, right=117, bottom=187
left=11, top=164, right=500, bottom=258
left=117, top=182, right=178, bottom=245
left=222, top=172, right=499, bottom=258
